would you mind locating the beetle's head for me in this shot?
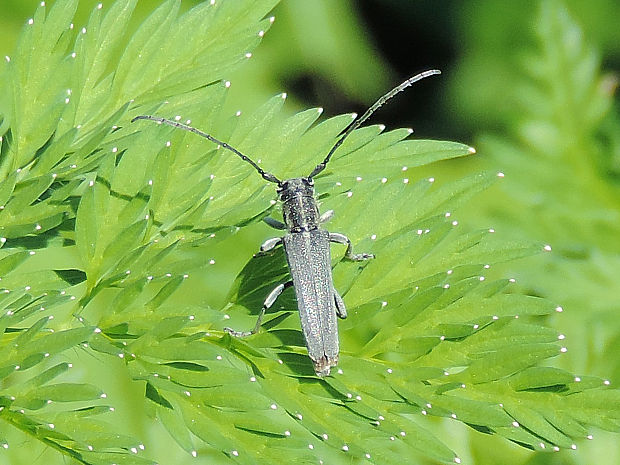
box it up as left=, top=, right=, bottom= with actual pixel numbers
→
left=277, top=177, right=315, bottom=202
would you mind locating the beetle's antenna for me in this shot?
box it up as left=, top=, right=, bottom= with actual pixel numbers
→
left=308, top=69, right=441, bottom=179
left=131, top=115, right=282, bottom=185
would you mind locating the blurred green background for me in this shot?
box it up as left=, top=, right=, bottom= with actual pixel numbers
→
left=1, top=0, right=619, bottom=464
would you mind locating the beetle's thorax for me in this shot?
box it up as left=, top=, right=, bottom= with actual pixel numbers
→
left=278, top=177, right=320, bottom=233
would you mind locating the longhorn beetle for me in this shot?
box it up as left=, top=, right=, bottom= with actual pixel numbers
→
left=132, top=69, right=441, bottom=376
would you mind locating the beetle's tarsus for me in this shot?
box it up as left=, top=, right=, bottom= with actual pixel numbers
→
left=224, top=327, right=254, bottom=338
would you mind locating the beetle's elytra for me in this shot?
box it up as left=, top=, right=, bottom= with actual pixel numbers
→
left=132, top=69, right=441, bottom=376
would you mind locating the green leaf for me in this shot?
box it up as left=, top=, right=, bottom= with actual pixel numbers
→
left=21, top=362, right=71, bottom=390
left=17, top=382, right=103, bottom=405
left=75, top=178, right=100, bottom=268
left=509, top=366, right=575, bottom=391
left=157, top=399, right=195, bottom=454
left=0, top=250, right=31, bottom=275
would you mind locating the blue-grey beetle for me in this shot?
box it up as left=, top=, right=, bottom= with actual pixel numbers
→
left=132, top=69, right=441, bottom=376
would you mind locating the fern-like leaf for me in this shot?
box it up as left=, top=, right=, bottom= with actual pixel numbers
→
left=0, top=1, right=618, bottom=464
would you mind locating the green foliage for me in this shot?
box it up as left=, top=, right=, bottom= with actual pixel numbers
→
left=0, top=1, right=618, bottom=465
left=450, top=0, right=620, bottom=463
left=465, top=0, right=620, bottom=379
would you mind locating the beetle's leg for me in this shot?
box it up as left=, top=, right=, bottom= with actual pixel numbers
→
left=225, top=280, right=293, bottom=337
left=329, top=232, right=374, bottom=261
left=254, top=237, right=283, bottom=257
left=319, top=209, right=334, bottom=224
left=334, top=289, right=347, bottom=319
left=264, top=217, right=286, bottom=230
